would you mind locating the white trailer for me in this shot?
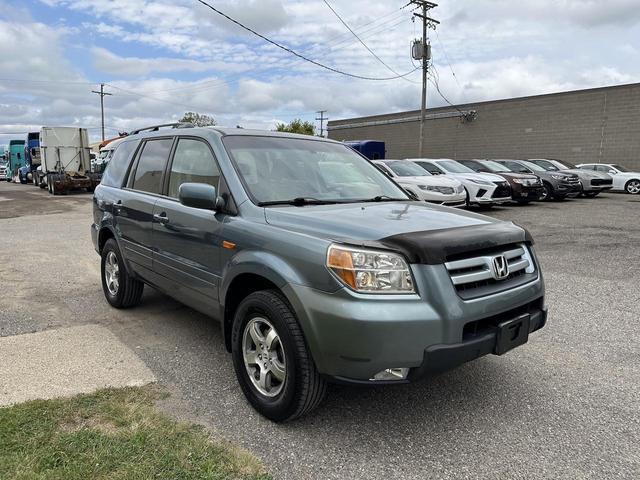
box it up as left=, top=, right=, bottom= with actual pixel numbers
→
left=38, top=127, right=101, bottom=195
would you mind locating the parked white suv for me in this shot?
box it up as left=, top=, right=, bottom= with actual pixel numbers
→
left=576, top=163, right=640, bottom=195
left=408, top=158, right=512, bottom=206
left=372, top=160, right=466, bottom=207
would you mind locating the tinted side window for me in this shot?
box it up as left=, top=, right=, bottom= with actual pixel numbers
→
left=595, top=165, right=609, bottom=173
left=101, top=140, right=138, bottom=188
left=131, top=139, right=173, bottom=194
left=168, top=139, right=220, bottom=199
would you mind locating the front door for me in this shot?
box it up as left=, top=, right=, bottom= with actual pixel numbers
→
left=152, top=137, right=225, bottom=311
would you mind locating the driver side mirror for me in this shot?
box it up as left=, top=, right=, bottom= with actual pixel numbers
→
left=179, top=183, right=225, bottom=211
left=608, top=170, right=617, bottom=175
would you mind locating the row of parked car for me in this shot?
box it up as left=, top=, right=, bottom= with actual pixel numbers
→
left=368, top=157, right=639, bottom=208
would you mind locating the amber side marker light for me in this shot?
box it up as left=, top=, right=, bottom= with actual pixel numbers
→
left=222, top=240, right=236, bottom=249
left=327, top=246, right=357, bottom=289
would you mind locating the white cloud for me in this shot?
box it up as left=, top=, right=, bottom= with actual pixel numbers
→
left=0, top=0, right=636, bottom=144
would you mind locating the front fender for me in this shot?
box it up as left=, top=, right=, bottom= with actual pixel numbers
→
left=219, top=249, right=307, bottom=305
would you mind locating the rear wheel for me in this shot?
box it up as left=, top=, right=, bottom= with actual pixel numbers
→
left=625, top=179, right=640, bottom=194
left=101, top=238, right=144, bottom=308
left=231, top=290, right=327, bottom=422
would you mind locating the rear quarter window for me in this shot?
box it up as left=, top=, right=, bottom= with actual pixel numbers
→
left=100, top=140, right=139, bottom=188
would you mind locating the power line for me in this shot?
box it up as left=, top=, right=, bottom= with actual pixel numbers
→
left=106, top=84, right=210, bottom=112
left=434, top=30, right=463, bottom=94
left=193, top=0, right=419, bottom=81
left=322, top=0, right=416, bottom=83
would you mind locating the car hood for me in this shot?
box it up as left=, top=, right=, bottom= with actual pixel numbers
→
left=495, top=172, right=539, bottom=181
left=264, top=202, right=531, bottom=264
left=396, top=176, right=461, bottom=187
left=443, top=171, right=505, bottom=183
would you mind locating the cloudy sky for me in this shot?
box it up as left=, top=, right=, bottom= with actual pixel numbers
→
left=1, top=0, right=639, bottom=144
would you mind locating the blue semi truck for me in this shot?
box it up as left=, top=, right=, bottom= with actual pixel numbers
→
left=6, top=139, right=26, bottom=182
left=344, top=140, right=386, bottom=160
left=18, top=132, right=41, bottom=185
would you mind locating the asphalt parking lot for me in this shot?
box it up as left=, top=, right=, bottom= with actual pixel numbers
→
left=0, top=181, right=638, bottom=480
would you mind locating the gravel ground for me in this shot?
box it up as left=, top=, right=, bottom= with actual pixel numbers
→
left=0, top=181, right=638, bottom=479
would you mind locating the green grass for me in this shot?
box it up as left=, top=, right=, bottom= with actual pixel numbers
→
left=0, top=386, right=270, bottom=480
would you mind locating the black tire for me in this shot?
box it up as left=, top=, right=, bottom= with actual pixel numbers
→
left=516, top=199, right=531, bottom=205
left=231, top=290, right=327, bottom=422
left=583, top=191, right=599, bottom=198
left=539, top=182, right=553, bottom=201
left=101, top=238, right=144, bottom=309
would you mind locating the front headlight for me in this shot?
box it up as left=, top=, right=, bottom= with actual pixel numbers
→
left=327, top=244, right=415, bottom=294
left=512, top=178, right=523, bottom=184
left=468, top=178, right=493, bottom=185
left=551, top=174, right=565, bottom=180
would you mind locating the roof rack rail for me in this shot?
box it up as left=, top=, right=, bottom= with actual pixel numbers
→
left=129, top=122, right=194, bottom=135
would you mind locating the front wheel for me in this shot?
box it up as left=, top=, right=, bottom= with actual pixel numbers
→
left=625, top=179, right=640, bottom=194
left=583, top=191, right=599, bottom=198
left=231, top=290, right=326, bottom=422
left=101, top=238, right=144, bottom=308
left=539, top=182, right=552, bottom=201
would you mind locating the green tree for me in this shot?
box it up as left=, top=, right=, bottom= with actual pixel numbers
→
left=274, top=119, right=316, bottom=136
left=179, top=112, right=217, bottom=127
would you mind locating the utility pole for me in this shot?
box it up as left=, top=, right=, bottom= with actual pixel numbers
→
left=410, top=1, right=439, bottom=157
left=91, top=83, right=112, bottom=142
left=316, top=110, right=328, bottom=137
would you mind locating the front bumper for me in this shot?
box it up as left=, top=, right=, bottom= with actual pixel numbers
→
left=285, top=262, right=546, bottom=384
left=512, top=184, right=544, bottom=201
left=91, top=223, right=99, bottom=253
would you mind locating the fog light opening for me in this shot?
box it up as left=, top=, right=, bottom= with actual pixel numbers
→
left=370, top=368, right=409, bottom=381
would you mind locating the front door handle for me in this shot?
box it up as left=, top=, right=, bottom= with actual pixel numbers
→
left=153, top=213, right=169, bottom=224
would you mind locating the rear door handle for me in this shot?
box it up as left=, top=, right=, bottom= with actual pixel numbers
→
left=153, top=213, right=169, bottom=224
left=113, top=200, right=123, bottom=213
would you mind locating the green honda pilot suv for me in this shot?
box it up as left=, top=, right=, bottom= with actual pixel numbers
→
left=92, top=124, right=547, bottom=421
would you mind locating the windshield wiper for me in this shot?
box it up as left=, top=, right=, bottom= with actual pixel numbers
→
left=258, top=197, right=339, bottom=207
left=357, top=195, right=409, bottom=203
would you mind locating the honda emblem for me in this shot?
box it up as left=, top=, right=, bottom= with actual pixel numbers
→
left=492, top=255, right=510, bottom=280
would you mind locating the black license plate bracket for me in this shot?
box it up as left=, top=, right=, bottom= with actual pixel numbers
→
left=494, top=314, right=530, bottom=355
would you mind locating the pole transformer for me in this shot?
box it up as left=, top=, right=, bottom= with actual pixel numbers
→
left=410, top=1, right=439, bottom=157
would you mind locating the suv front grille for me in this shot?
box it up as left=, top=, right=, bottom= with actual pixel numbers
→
left=445, top=244, right=537, bottom=299
left=491, top=181, right=511, bottom=198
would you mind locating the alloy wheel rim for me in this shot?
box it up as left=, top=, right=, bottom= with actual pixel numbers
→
left=628, top=180, right=640, bottom=194
left=104, top=251, right=120, bottom=296
left=242, top=317, right=286, bottom=397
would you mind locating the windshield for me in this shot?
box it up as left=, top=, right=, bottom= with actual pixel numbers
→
left=611, top=164, right=629, bottom=172
left=482, top=160, right=511, bottom=173
left=223, top=136, right=409, bottom=204
left=386, top=161, right=431, bottom=177
left=437, top=160, right=475, bottom=173
left=554, top=159, right=576, bottom=169
left=521, top=161, right=546, bottom=172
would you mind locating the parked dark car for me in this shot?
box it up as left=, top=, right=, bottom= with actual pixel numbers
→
left=494, top=160, right=581, bottom=201
left=457, top=159, right=544, bottom=204
left=92, top=125, right=547, bottom=421
left=529, top=158, right=613, bottom=197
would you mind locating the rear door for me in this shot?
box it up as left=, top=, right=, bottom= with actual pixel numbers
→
left=116, top=137, right=174, bottom=276
left=151, top=137, right=225, bottom=310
